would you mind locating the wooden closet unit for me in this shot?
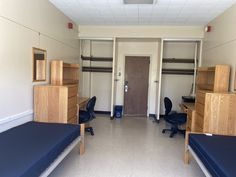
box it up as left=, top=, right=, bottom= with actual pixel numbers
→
left=34, top=60, right=79, bottom=124
left=194, top=65, right=235, bottom=133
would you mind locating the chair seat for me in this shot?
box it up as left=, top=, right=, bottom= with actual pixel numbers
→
left=79, top=110, right=94, bottom=124
left=165, top=113, right=187, bottom=125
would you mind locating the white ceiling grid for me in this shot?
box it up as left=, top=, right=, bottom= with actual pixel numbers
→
left=49, top=0, right=236, bottom=26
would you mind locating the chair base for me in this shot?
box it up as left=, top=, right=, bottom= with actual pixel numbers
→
left=85, top=127, right=94, bottom=136
left=162, top=126, right=185, bottom=138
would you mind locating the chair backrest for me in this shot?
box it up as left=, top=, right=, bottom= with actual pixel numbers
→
left=164, top=97, right=172, bottom=116
left=86, top=96, right=96, bottom=118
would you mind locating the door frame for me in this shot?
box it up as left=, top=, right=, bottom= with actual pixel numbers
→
left=110, top=37, right=117, bottom=117
left=123, top=54, right=152, bottom=117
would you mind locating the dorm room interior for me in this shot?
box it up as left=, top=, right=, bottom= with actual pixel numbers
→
left=1, top=0, right=236, bottom=177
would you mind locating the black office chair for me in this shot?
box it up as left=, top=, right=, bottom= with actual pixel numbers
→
left=79, top=96, right=96, bottom=136
left=162, top=97, right=187, bottom=138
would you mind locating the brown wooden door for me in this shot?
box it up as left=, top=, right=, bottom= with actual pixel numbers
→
left=124, top=56, right=150, bottom=116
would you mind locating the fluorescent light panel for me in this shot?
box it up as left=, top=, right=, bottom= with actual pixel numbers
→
left=124, top=0, right=154, bottom=4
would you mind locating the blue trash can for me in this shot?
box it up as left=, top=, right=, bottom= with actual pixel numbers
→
left=114, top=105, right=123, bottom=118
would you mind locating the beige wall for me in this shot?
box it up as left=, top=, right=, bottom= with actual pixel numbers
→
left=80, top=39, right=160, bottom=114
left=116, top=39, right=160, bottom=114
left=202, top=4, right=236, bottom=91
left=79, top=25, right=204, bottom=39
left=0, top=0, right=79, bottom=119
left=78, top=25, right=204, bottom=115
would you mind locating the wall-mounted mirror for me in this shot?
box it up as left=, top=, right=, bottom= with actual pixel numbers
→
left=234, top=71, right=236, bottom=91
left=33, top=47, right=46, bottom=82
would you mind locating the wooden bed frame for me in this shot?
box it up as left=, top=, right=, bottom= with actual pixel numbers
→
left=184, top=83, right=236, bottom=176
left=184, top=131, right=212, bottom=177
left=40, top=123, right=85, bottom=177
left=184, top=130, right=236, bottom=177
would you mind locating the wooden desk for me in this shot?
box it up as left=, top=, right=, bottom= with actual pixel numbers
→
left=180, top=102, right=195, bottom=132
left=78, top=97, right=90, bottom=127
left=78, top=97, right=89, bottom=109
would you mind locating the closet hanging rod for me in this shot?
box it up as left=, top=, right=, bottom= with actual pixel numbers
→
left=162, top=58, right=195, bottom=63
left=82, top=66, right=112, bottom=73
left=81, top=55, right=113, bottom=62
left=162, top=69, right=194, bottom=75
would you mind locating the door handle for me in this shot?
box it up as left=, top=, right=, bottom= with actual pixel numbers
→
left=125, top=81, right=128, bottom=92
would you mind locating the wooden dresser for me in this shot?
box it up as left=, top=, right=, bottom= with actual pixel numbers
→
left=194, top=65, right=236, bottom=133
left=34, top=60, right=79, bottom=124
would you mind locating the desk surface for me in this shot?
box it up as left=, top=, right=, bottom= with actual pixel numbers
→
left=78, top=97, right=89, bottom=105
left=181, top=102, right=195, bottom=111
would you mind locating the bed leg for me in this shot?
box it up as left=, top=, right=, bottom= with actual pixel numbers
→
left=79, top=123, right=85, bottom=155
left=184, top=131, right=190, bottom=164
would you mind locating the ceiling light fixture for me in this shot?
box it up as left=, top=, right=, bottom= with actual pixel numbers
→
left=123, top=0, right=156, bottom=5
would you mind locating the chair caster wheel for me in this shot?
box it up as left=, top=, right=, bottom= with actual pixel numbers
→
left=162, top=130, right=165, bottom=134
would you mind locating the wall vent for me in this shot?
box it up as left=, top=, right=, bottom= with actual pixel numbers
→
left=123, top=0, right=155, bottom=5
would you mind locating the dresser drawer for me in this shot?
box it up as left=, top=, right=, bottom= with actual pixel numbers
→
left=68, top=96, right=77, bottom=109
left=68, top=116, right=77, bottom=124
left=195, top=113, right=204, bottom=131
left=195, top=102, right=205, bottom=117
left=194, top=124, right=203, bottom=132
left=68, top=106, right=77, bottom=119
left=186, top=117, right=192, bottom=131
left=196, top=91, right=206, bottom=105
left=68, top=86, right=78, bottom=98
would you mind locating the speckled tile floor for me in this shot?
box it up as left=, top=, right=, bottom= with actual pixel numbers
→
left=49, top=115, right=204, bottom=177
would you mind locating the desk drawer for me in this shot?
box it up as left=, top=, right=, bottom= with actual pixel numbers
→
left=180, top=104, right=188, bottom=113
left=68, top=96, right=77, bottom=109
left=68, top=106, right=77, bottom=119
left=68, top=116, right=77, bottom=124
left=195, top=102, right=205, bottom=117
left=196, top=91, right=206, bottom=105
left=68, top=86, right=78, bottom=98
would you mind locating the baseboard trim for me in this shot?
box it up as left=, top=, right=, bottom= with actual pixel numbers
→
left=94, top=111, right=111, bottom=115
left=149, top=114, right=156, bottom=118
left=0, top=110, right=33, bottom=133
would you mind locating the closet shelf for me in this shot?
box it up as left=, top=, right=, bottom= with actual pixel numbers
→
left=81, top=55, right=113, bottom=62
left=197, top=84, right=214, bottom=91
left=197, top=67, right=215, bottom=72
left=63, top=79, right=79, bottom=85
left=82, top=66, right=112, bottom=73
left=162, top=58, right=195, bottom=63
left=51, top=60, right=79, bottom=85
left=162, top=69, right=194, bottom=75
left=63, top=63, right=79, bottom=68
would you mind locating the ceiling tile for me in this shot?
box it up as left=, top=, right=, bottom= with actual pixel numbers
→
left=49, top=0, right=236, bottom=26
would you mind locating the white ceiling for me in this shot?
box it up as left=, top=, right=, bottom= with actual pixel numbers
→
left=49, top=0, right=236, bottom=26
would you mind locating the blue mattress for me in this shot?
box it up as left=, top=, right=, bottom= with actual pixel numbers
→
left=189, top=134, right=236, bottom=177
left=0, top=121, right=80, bottom=177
